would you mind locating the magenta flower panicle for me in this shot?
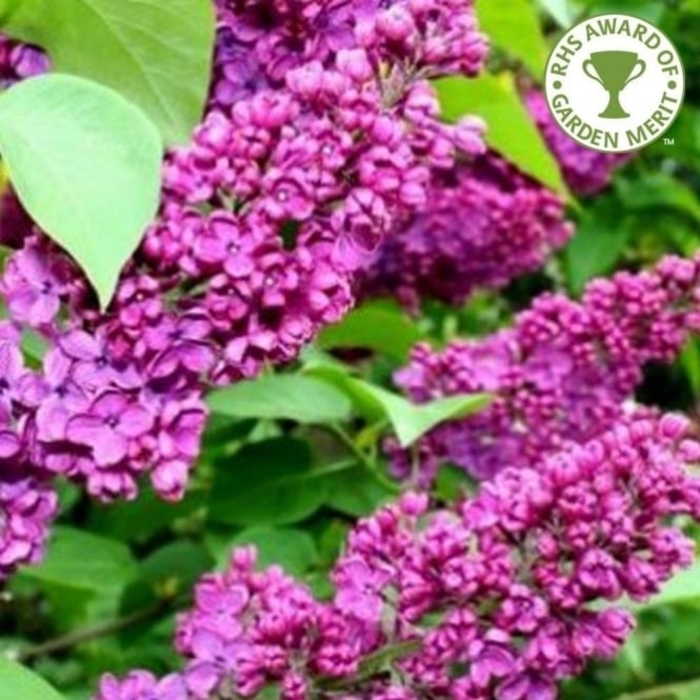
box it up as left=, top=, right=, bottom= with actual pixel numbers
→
left=95, top=414, right=700, bottom=700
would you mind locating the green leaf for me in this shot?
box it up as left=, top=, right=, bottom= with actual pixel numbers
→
left=88, top=486, right=207, bottom=543
left=208, top=527, right=319, bottom=576
left=209, top=438, right=351, bottom=526
left=614, top=679, right=700, bottom=700
left=317, top=302, right=424, bottom=362
left=434, top=464, right=473, bottom=502
left=678, top=682, right=700, bottom=700
left=19, top=526, right=136, bottom=594
left=324, top=465, right=395, bottom=517
left=477, top=0, right=549, bottom=76
left=208, top=374, right=352, bottom=425
left=337, top=378, right=492, bottom=448
left=120, top=541, right=214, bottom=615
left=0, top=658, right=66, bottom=700
left=616, top=173, right=700, bottom=223
left=435, top=73, right=568, bottom=196
left=0, top=74, right=162, bottom=308
left=565, top=195, right=631, bottom=294
left=0, top=0, right=215, bottom=144
left=11, top=526, right=134, bottom=633
left=636, top=562, right=700, bottom=610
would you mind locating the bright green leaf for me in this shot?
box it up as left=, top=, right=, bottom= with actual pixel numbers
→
left=435, top=73, right=569, bottom=196
left=210, top=438, right=352, bottom=526
left=0, top=0, right=215, bottom=144
left=208, top=374, right=352, bottom=425
left=536, top=0, right=579, bottom=26
left=340, top=379, right=492, bottom=448
left=678, top=681, right=700, bottom=700
left=0, top=74, right=162, bottom=308
left=318, top=302, right=424, bottom=362
left=0, top=658, right=66, bottom=700
left=19, top=526, right=136, bottom=594
left=477, top=0, right=550, bottom=76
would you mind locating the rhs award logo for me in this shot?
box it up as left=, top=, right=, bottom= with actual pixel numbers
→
left=544, top=13, right=685, bottom=153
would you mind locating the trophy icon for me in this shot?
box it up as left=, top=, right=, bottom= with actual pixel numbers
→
left=582, top=51, right=646, bottom=118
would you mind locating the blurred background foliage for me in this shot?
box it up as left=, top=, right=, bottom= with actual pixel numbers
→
left=1, top=1, right=700, bottom=699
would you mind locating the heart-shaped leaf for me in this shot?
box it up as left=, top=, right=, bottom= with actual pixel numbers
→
left=0, top=73, right=162, bottom=308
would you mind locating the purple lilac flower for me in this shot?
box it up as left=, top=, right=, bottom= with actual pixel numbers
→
left=66, top=391, right=154, bottom=467
left=0, top=5, right=485, bottom=514
left=0, top=0, right=487, bottom=575
left=0, top=34, right=48, bottom=87
left=362, top=151, right=573, bottom=310
left=1, top=243, right=69, bottom=326
left=524, top=89, right=632, bottom=197
left=0, top=475, right=58, bottom=579
left=95, top=414, right=700, bottom=700
left=390, top=253, right=700, bottom=483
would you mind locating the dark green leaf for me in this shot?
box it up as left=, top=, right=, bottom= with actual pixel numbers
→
left=324, top=465, right=395, bottom=517
left=208, top=374, right=352, bottom=425
left=566, top=195, right=631, bottom=294
left=477, top=0, right=549, bottom=76
left=435, top=73, right=568, bottom=196
left=0, top=74, right=162, bottom=308
left=318, top=302, right=424, bottom=362
left=88, top=487, right=207, bottom=543
left=616, top=173, right=700, bottom=223
left=434, top=464, right=472, bottom=502
left=0, top=658, right=66, bottom=700
left=0, top=0, right=215, bottom=144
left=209, top=438, right=349, bottom=526
left=121, top=541, right=214, bottom=615
left=19, top=526, right=136, bottom=593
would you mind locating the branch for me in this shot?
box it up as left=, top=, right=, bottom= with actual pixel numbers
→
left=614, top=678, right=700, bottom=700
left=13, top=599, right=169, bottom=663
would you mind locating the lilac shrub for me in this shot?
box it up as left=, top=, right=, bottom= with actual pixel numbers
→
left=0, top=0, right=488, bottom=578
left=95, top=414, right=700, bottom=700
left=361, top=151, right=573, bottom=310
left=389, top=254, right=700, bottom=484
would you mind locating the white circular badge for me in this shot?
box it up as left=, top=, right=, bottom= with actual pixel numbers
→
left=544, top=13, right=685, bottom=153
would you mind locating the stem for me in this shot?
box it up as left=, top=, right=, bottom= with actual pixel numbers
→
left=614, top=678, right=700, bottom=700
left=328, top=424, right=400, bottom=493
left=14, top=599, right=170, bottom=662
left=318, top=639, right=422, bottom=690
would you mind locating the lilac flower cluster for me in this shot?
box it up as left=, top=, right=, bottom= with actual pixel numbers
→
left=524, top=89, right=632, bottom=197
left=0, top=0, right=488, bottom=579
left=390, top=253, right=700, bottom=484
left=0, top=321, right=58, bottom=579
left=95, top=414, right=700, bottom=700
left=361, top=151, right=573, bottom=310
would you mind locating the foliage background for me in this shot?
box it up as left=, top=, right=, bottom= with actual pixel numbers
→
left=1, top=0, right=700, bottom=699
